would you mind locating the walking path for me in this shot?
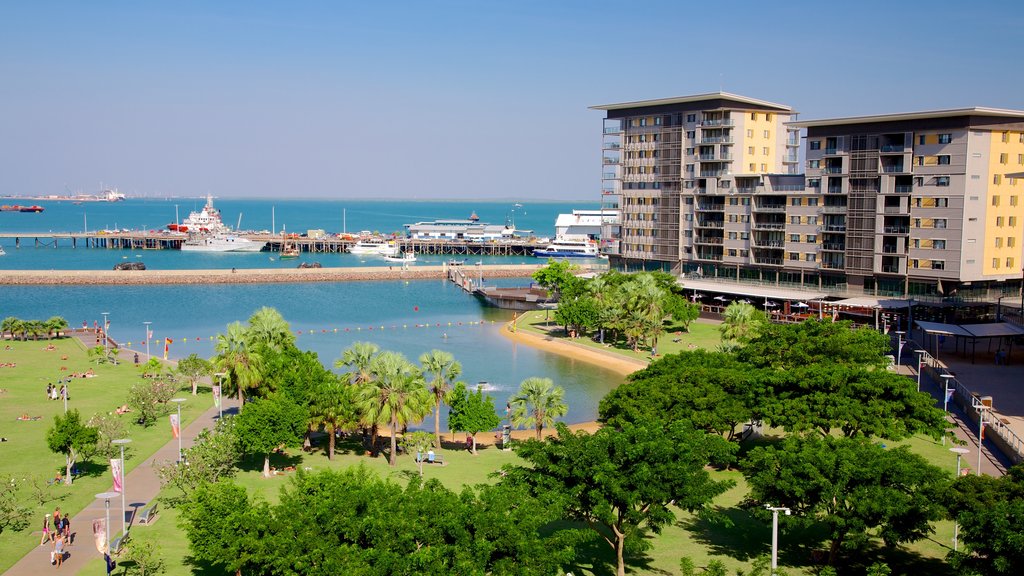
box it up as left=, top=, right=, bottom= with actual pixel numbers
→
left=3, top=389, right=235, bottom=576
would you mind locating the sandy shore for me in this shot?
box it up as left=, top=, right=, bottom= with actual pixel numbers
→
left=501, top=323, right=648, bottom=377
left=0, top=264, right=545, bottom=286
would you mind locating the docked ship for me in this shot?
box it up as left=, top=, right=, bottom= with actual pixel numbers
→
left=167, top=195, right=227, bottom=233
left=532, top=235, right=600, bottom=258
left=180, top=232, right=264, bottom=253
left=383, top=251, right=417, bottom=264
left=349, top=238, right=400, bottom=256
left=1, top=205, right=45, bottom=212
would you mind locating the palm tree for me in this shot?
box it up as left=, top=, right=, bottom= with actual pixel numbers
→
left=509, top=377, right=568, bottom=440
left=309, top=375, right=359, bottom=460
left=1, top=317, right=17, bottom=341
left=720, top=302, right=766, bottom=344
left=419, top=349, right=462, bottom=450
left=357, top=351, right=432, bottom=466
left=335, top=341, right=380, bottom=386
left=213, top=322, right=265, bottom=408
left=246, top=307, right=294, bottom=352
left=45, top=316, right=69, bottom=339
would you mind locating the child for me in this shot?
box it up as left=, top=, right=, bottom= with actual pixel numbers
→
left=39, top=514, right=50, bottom=546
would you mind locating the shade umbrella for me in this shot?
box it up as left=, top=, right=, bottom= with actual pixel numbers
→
left=714, top=295, right=728, bottom=302
left=793, top=301, right=809, bottom=308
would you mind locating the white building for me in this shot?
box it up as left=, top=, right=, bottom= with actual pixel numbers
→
left=554, top=209, right=619, bottom=239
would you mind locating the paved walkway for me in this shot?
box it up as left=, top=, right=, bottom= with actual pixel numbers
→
left=3, top=384, right=236, bottom=576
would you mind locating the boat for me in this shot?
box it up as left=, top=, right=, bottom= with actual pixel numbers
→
left=349, top=238, right=400, bottom=256
left=0, top=246, right=6, bottom=256
left=279, top=243, right=300, bottom=259
left=180, top=232, right=264, bottom=253
left=167, top=194, right=227, bottom=233
left=532, top=235, right=600, bottom=258
left=383, top=251, right=417, bottom=264
left=447, top=259, right=466, bottom=266
left=19, top=205, right=44, bottom=213
left=1, top=204, right=44, bottom=212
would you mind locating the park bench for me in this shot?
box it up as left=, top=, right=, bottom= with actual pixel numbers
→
left=415, top=454, right=445, bottom=465
left=138, top=502, right=158, bottom=525
left=109, top=532, right=128, bottom=555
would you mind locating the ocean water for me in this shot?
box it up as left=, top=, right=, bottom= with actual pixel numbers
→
left=0, top=198, right=599, bottom=269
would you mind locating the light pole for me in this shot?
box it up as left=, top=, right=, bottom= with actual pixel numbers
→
left=766, top=505, right=791, bottom=575
left=101, top=311, right=110, bottom=354
left=170, top=398, right=187, bottom=462
left=950, top=447, right=970, bottom=551
left=112, top=438, right=131, bottom=536
left=915, top=350, right=927, bottom=392
left=96, top=491, right=120, bottom=553
left=143, top=321, right=152, bottom=359
left=941, top=374, right=956, bottom=445
left=977, top=400, right=991, bottom=477
left=213, top=372, right=226, bottom=419
left=895, top=331, right=905, bottom=366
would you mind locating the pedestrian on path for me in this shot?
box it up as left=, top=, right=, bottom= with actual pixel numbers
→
left=38, top=514, right=50, bottom=546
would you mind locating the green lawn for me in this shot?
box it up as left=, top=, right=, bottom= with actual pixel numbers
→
left=516, top=310, right=723, bottom=362
left=0, top=338, right=207, bottom=573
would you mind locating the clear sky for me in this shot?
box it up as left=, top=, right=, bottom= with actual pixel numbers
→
left=1, top=1, right=1021, bottom=200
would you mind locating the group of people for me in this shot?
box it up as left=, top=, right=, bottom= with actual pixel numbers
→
left=45, top=383, right=68, bottom=402
left=0, top=362, right=16, bottom=368
left=40, top=507, right=71, bottom=567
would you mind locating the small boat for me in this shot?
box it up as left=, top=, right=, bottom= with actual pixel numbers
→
left=180, top=232, right=264, bottom=252
left=0, top=246, right=6, bottom=256
left=19, top=205, right=44, bottom=213
left=384, top=251, right=416, bottom=264
left=532, top=235, right=600, bottom=258
left=447, top=259, right=466, bottom=266
left=349, top=238, right=400, bottom=256
left=279, top=233, right=300, bottom=259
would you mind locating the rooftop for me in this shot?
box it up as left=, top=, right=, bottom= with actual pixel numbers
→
left=789, top=106, right=1024, bottom=128
left=589, top=91, right=792, bottom=112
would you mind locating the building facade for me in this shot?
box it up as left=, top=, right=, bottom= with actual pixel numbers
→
left=591, top=93, right=800, bottom=271
left=594, top=95, right=1024, bottom=298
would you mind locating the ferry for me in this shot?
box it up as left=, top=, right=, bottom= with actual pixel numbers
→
left=383, top=251, right=417, bottom=264
left=349, top=238, right=400, bottom=257
left=167, top=194, right=227, bottom=233
left=180, top=232, right=264, bottom=253
left=532, top=235, right=600, bottom=258
left=1, top=205, right=45, bottom=213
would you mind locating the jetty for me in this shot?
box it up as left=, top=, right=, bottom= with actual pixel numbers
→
left=0, top=231, right=542, bottom=255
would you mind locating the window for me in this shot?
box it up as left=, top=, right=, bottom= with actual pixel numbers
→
left=741, top=197, right=751, bottom=205
left=740, top=232, right=749, bottom=240
left=728, top=249, right=737, bottom=257
left=763, top=130, right=771, bottom=138
left=1008, top=257, right=1016, bottom=268
left=935, top=219, right=947, bottom=229
left=996, top=216, right=1004, bottom=226
left=766, top=113, right=773, bottom=121
left=790, top=234, right=800, bottom=242
left=806, top=234, right=817, bottom=243
left=791, top=198, right=801, bottom=206
left=1000, top=153, right=1008, bottom=164
left=916, top=156, right=925, bottom=166
left=748, top=146, right=755, bottom=155
left=936, top=198, right=948, bottom=207
left=993, top=258, right=1000, bottom=269
left=809, top=160, right=821, bottom=169
left=995, top=237, right=1003, bottom=248
left=933, top=239, right=945, bottom=249
left=938, top=133, right=952, bottom=144
left=1011, top=216, right=1018, bottom=227
left=790, top=216, right=800, bottom=224
left=809, top=141, right=821, bottom=150
left=729, top=197, right=738, bottom=205
left=932, top=261, right=944, bottom=270
left=749, top=163, right=756, bottom=172
left=763, top=147, right=770, bottom=155
left=1019, top=154, right=1024, bottom=165
left=807, top=216, right=818, bottom=225
left=994, top=174, right=1003, bottom=185
left=728, top=232, right=737, bottom=240
left=1009, top=237, right=1017, bottom=248
left=789, top=252, right=799, bottom=261
left=686, top=131, right=695, bottom=139
left=913, top=218, right=922, bottom=228
left=1011, top=196, right=1019, bottom=206
left=912, top=239, right=920, bottom=248
left=1002, top=132, right=1010, bottom=143
left=808, top=198, right=818, bottom=206
left=686, top=114, right=696, bottom=122
left=751, top=113, right=758, bottom=120
left=761, top=163, right=767, bottom=172
left=936, top=177, right=950, bottom=186
left=918, top=135, right=926, bottom=145
left=912, top=259, right=919, bottom=268
left=806, top=253, right=816, bottom=262
left=993, top=196, right=1001, bottom=206
left=808, top=178, right=821, bottom=187
left=938, top=155, right=950, bottom=165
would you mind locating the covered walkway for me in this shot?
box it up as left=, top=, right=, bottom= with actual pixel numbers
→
left=914, top=320, right=1024, bottom=364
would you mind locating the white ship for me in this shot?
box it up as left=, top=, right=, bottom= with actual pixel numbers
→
left=167, top=194, right=228, bottom=233
left=180, top=232, right=264, bottom=253
left=349, top=238, right=400, bottom=256
left=383, top=251, right=417, bottom=264
left=532, top=235, right=600, bottom=258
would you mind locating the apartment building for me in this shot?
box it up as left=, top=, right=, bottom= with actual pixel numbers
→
left=591, top=92, right=800, bottom=269
left=794, top=108, right=1024, bottom=297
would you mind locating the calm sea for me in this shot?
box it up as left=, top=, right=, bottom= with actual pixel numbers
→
left=0, top=198, right=598, bottom=270
left=1, top=199, right=619, bottom=425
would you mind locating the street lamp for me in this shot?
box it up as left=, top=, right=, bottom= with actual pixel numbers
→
left=143, top=321, right=152, bottom=359
left=950, top=447, right=970, bottom=551
left=95, top=491, right=120, bottom=555
left=766, top=505, right=791, bottom=575
left=170, top=398, right=187, bottom=462
left=895, top=331, right=905, bottom=366
left=213, top=372, right=226, bottom=419
left=941, top=374, right=956, bottom=445
left=915, top=350, right=927, bottom=392
left=111, top=438, right=132, bottom=536
left=976, top=399, right=992, bottom=477
left=101, top=312, right=110, bottom=354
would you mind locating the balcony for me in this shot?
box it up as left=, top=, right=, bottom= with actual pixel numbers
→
left=823, top=166, right=844, bottom=174
left=823, top=224, right=847, bottom=232
left=880, top=144, right=905, bottom=153
left=881, top=265, right=902, bottom=274
left=694, top=236, right=724, bottom=245
left=700, top=137, right=734, bottom=144
left=893, top=185, right=913, bottom=193
left=752, top=239, right=784, bottom=248
left=824, top=147, right=838, bottom=155
left=700, top=171, right=730, bottom=178
left=695, top=220, right=724, bottom=228
left=881, top=245, right=900, bottom=254
left=821, top=260, right=845, bottom=270
left=826, top=186, right=844, bottom=194
left=772, top=185, right=806, bottom=191
left=695, top=204, right=725, bottom=212
left=604, top=126, right=623, bottom=134
left=602, top=142, right=621, bottom=150
left=602, top=173, right=618, bottom=180
left=883, top=226, right=909, bottom=234
left=736, top=186, right=763, bottom=194
left=882, top=206, right=905, bottom=214
left=821, top=243, right=846, bottom=251
left=751, top=222, right=785, bottom=231
left=753, top=257, right=783, bottom=266
left=881, top=164, right=906, bottom=173
left=753, top=204, right=786, bottom=212
left=696, top=252, right=724, bottom=261
left=783, top=155, right=800, bottom=163
left=700, top=119, right=734, bottom=127
left=821, top=205, right=847, bottom=214
left=602, top=157, right=620, bottom=165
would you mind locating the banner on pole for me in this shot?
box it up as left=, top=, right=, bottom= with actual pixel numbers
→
left=111, top=458, right=123, bottom=492
left=213, top=384, right=221, bottom=409
left=93, top=518, right=107, bottom=554
left=164, top=337, right=172, bottom=360
left=170, top=413, right=180, bottom=439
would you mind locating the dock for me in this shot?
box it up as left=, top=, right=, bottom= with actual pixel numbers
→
left=0, top=231, right=542, bottom=256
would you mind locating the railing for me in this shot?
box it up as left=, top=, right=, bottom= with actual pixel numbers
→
left=824, top=147, right=838, bottom=154
left=824, top=224, right=847, bottom=232
left=881, top=246, right=900, bottom=254
left=881, top=265, right=902, bottom=273
left=882, top=165, right=906, bottom=173
left=821, top=260, right=845, bottom=269
left=880, top=144, right=905, bottom=152
left=752, top=222, right=785, bottom=230
left=700, top=137, right=734, bottom=144
left=821, top=242, right=845, bottom=251
left=603, top=127, right=623, bottom=134
left=883, top=226, right=910, bottom=234
left=696, top=253, right=724, bottom=261
left=753, top=240, right=784, bottom=248
left=695, top=220, right=724, bottom=228
left=602, top=173, right=617, bottom=179
left=694, top=236, right=724, bottom=244
left=700, top=119, right=734, bottom=127
left=753, top=257, right=783, bottom=265
left=893, top=185, right=913, bottom=193
left=882, top=206, right=905, bottom=214
left=784, top=156, right=800, bottom=163
left=821, top=205, right=847, bottom=213
left=602, top=142, right=621, bottom=150
left=735, top=186, right=762, bottom=193
left=698, top=154, right=716, bottom=160
left=772, top=185, right=806, bottom=191
left=823, top=166, right=843, bottom=174
left=753, top=204, right=786, bottom=212
left=602, top=157, right=620, bottom=164
left=700, top=171, right=730, bottom=178
left=826, top=187, right=844, bottom=194
left=695, top=204, right=726, bottom=212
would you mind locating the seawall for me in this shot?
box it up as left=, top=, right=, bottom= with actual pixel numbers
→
left=0, top=264, right=551, bottom=286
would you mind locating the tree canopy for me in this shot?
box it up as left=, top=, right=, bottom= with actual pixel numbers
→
left=234, top=393, right=307, bottom=477
left=447, top=381, right=501, bottom=453
left=944, top=464, right=1024, bottom=575
left=46, top=409, right=98, bottom=485
left=509, top=377, right=568, bottom=440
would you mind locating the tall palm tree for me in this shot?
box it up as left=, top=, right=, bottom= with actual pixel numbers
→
left=309, top=375, right=359, bottom=460
left=1, top=317, right=17, bottom=341
left=45, top=316, right=69, bottom=339
left=335, top=341, right=380, bottom=386
left=213, top=322, right=264, bottom=408
left=720, top=302, right=766, bottom=344
left=509, top=377, right=568, bottom=440
left=419, top=349, right=462, bottom=450
left=357, top=351, right=432, bottom=466
left=246, top=307, right=294, bottom=352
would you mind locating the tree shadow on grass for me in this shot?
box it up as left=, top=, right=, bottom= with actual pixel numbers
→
left=75, top=459, right=108, bottom=479
left=550, top=520, right=672, bottom=576
left=681, top=505, right=826, bottom=569
left=237, top=452, right=304, bottom=475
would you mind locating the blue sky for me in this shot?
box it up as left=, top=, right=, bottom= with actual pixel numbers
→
left=1, top=1, right=1021, bottom=200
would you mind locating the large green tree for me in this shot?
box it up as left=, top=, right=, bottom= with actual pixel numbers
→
left=213, top=321, right=264, bottom=406
left=335, top=341, right=380, bottom=386
left=742, top=435, right=947, bottom=566
left=357, top=351, right=432, bottom=466
left=532, top=258, right=582, bottom=300
left=943, top=464, right=1024, bottom=575
left=719, top=301, right=768, bottom=344
left=157, top=416, right=240, bottom=495
left=599, top=350, right=756, bottom=441
left=308, top=375, right=359, bottom=460
left=177, top=353, right=213, bottom=395
left=46, top=409, right=99, bottom=485
left=234, top=394, right=308, bottom=477
left=509, top=377, right=568, bottom=440
left=738, top=319, right=891, bottom=370
left=246, top=306, right=295, bottom=352
left=418, top=349, right=462, bottom=451
left=504, top=422, right=736, bottom=576
left=447, top=381, right=501, bottom=454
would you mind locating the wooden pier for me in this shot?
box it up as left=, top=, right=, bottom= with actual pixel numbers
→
left=0, top=231, right=542, bottom=256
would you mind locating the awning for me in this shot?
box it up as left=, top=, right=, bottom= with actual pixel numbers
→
left=678, top=278, right=826, bottom=301
left=915, top=320, right=974, bottom=337
left=960, top=323, right=1024, bottom=338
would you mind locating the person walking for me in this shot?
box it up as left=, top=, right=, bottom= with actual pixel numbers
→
left=52, top=535, right=65, bottom=567
left=39, top=514, right=50, bottom=546
left=60, top=515, right=70, bottom=544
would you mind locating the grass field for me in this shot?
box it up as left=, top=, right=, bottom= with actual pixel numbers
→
left=516, top=309, right=724, bottom=362
left=0, top=337, right=207, bottom=573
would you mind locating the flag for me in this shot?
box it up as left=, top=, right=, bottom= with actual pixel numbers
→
left=212, top=384, right=221, bottom=409
left=93, top=518, right=107, bottom=554
left=170, top=413, right=180, bottom=439
left=147, top=329, right=153, bottom=339
left=111, top=458, right=123, bottom=492
left=164, top=337, right=172, bottom=360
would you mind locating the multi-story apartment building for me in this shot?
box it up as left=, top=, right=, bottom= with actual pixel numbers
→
left=591, top=92, right=800, bottom=269
left=594, top=95, right=1024, bottom=298
left=794, top=108, right=1024, bottom=297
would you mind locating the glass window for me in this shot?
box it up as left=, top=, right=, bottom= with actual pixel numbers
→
left=790, top=234, right=800, bottom=242
left=934, top=239, right=945, bottom=249
left=686, top=114, right=696, bottom=122
left=809, top=141, right=821, bottom=150
left=806, top=234, right=816, bottom=243
left=938, top=133, right=952, bottom=144
left=938, top=155, right=950, bottom=165
left=936, top=177, right=950, bottom=186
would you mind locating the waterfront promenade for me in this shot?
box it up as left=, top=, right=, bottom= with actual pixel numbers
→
left=0, top=263, right=557, bottom=286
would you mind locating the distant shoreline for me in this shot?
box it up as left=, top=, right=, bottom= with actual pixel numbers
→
left=0, top=264, right=544, bottom=286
